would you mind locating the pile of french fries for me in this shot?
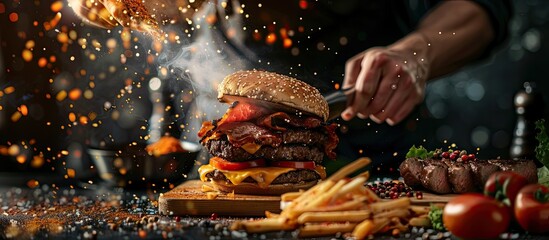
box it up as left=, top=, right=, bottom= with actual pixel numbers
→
left=231, top=158, right=436, bottom=239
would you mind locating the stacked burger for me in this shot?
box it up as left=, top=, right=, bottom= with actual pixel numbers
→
left=198, top=70, right=339, bottom=195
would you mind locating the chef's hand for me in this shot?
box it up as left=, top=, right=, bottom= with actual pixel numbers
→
left=340, top=0, right=496, bottom=126
left=341, top=43, right=429, bottom=126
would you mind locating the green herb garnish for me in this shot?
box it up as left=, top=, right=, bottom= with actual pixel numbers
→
left=535, top=119, right=549, bottom=169
left=428, top=205, right=445, bottom=231
left=406, top=145, right=434, bottom=159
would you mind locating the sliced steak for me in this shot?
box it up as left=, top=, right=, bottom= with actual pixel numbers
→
left=399, top=158, right=424, bottom=187
left=469, top=160, right=501, bottom=189
left=421, top=160, right=452, bottom=194
left=447, top=161, right=478, bottom=193
left=488, top=159, right=538, bottom=183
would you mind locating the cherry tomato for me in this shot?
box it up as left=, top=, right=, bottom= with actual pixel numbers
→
left=270, top=161, right=316, bottom=169
left=514, top=184, right=549, bottom=234
left=210, top=157, right=266, bottom=171
left=444, top=193, right=510, bottom=239
left=484, top=171, right=528, bottom=208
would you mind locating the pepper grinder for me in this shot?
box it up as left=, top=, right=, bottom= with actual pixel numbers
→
left=510, top=82, right=545, bottom=163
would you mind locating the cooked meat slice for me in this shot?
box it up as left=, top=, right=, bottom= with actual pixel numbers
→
left=206, top=139, right=324, bottom=163
left=468, top=160, right=500, bottom=189
left=421, top=160, right=452, bottom=194
left=399, top=158, right=424, bottom=188
left=447, top=162, right=478, bottom=193
left=488, top=159, right=538, bottom=183
left=204, top=168, right=320, bottom=185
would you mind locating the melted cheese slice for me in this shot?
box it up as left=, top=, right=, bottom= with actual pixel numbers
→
left=198, top=164, right=327, bottom=189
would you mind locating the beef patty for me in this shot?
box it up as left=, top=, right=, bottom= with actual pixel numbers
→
left=206, top=139, right=324, bottom=163
left=205, top=168, right=321, bottom=185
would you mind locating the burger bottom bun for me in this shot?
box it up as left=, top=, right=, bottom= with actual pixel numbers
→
left=209, top=179, right=319, bottom=196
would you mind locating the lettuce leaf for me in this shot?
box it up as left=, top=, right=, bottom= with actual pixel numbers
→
left=535, top=119, right=549, bottom=169
left=405, top=145, right=434, bottom=159
left=535, top=119, right=549, bottom=187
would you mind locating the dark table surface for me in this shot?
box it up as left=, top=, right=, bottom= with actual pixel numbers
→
left=0, top=174, right=542, bottom=240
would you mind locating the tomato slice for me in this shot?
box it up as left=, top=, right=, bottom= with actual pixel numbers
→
left=271, top=161, right=316, bottom=169
left=220, top=102, right=271, bottom=125
left=210, top=157, right=266, bottom=171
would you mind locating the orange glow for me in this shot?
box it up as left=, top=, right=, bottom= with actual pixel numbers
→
left=22, top=50, right=33, bottom=62
left=38, top=57, right=48, bottom=67
left=266, top=33, right=277, bottom=45
left=16, top=155, right=26, bottom=164
left=67, top=168, right=76, bottom=178
left=279, top=28, right=288, bottom=38
left=51, top=1, right=63, bottom=12
left=69, top=88, right=82, bottom=100
left=19, top=105, right=28, bottom=116
left=334, top=83, right=340, bottom=90
left=206, top=14, right=217, bottom=25
left=9, top=13, right=18, bottom=22
left=31, top=156, right=45, bottom=168
left=56, top=90, right=67, bottom=101
left=0, top=3, right=5, bottom=14
left=4, top=86, right=15, bottom=94
left=11, top=112, right=22, bottom=122
left=27, top=179, right=39, bottom=188
left=49, top=55, right=56, bottom=62
left=68, top=112, right=76, bottom=122
left=79, top=116, right=89, bottom=125
left=57, top=32, right=68, bottom=43
left=283, top=38, right=292, bottom=48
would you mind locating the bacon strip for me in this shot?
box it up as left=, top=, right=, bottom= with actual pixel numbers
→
left=257, top=112, right=323, bottom=131
left=214, top=122, right=282, bottom=148
left=323, top=123, right=339, bottom=159
left=197, top=101, right=339, bottom=160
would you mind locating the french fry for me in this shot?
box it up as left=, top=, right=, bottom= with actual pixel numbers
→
left=327, top=157, right=371, bottom=182
left=309, top=196, right=367, bottom=212
left=353, top=217, right=390, bottom=239
left=286, top=180, right=336, bottom=212
left=280, top=190, right=303, bottom=202
left=330, top=176, right=367, bottom=203
left=409, top=205, right=430, bottom=215
left=297, top=210, right=372, bottom=224
left=389, top=217, right=408, bottom=232
left=372, top=218, right=391, bottom=234
left=374, top=208, right=410, bottom=219
left=369, top=197, right=410, bottom=213
left=353, top=219, right=374, bottom=239
left=239, top=218, right=295, bottom=233
left=362, top=185, right=381, bottom=201
left=298, top=222, right=356, bottom=238
left=408, top=216, right=432, bottom=228
left=352, top=171, right=370, bottom=181
left=265, top=211, right=279, bottom=219
left=302, top=179, right=347, bottom=210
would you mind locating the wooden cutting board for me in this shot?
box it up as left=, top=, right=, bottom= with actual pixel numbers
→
left=159, top=180, right=457, bottom=216
left=158, top=180, right=281, bottom=216
left=411, top=192, right=457, bottom=205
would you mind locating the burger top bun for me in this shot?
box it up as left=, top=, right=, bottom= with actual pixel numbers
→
left=218, top=70, right=329, bottom=121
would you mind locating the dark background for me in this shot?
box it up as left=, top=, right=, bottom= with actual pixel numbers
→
left=0, top=0, right=548, bottom=181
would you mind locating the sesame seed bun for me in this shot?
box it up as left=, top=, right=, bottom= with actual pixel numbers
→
left=218, top=70, right=329, bottom=121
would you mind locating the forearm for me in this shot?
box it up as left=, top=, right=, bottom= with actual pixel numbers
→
left=389, top=0, right=495, bottom=80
